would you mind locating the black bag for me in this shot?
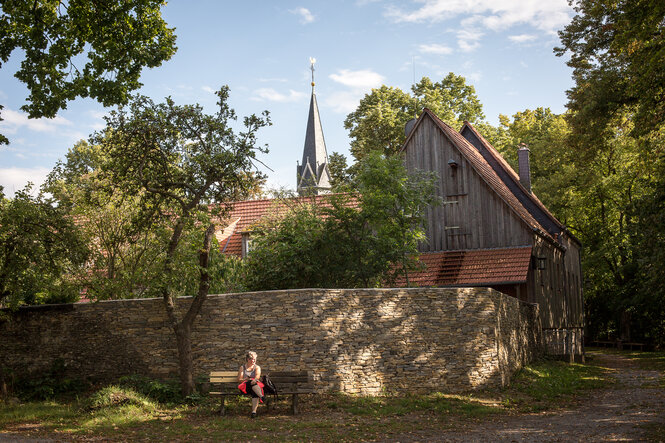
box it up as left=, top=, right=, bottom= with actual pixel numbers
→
left=261, top=374, right=278, bottom=396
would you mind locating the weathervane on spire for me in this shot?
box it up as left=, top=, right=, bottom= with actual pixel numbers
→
left=309, top=57, right=316, bottom=90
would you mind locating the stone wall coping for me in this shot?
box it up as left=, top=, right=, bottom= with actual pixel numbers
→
left=2, top=286, right=540, bottom=314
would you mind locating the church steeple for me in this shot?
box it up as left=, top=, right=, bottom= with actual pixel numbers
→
left=297, top=58, right=331, bottom=195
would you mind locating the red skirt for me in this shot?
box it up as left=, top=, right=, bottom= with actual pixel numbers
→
left=238, top=380, right=265, bottom=401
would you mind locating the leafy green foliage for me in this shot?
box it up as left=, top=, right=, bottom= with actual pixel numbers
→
left=0, top=0, right=176, bottom=144
left=12, top=359, right=89, bottom=401
left=495, top=108, right=576, bottom=222
left=93, top=86, right=270, bottom=395
left=244, top=152, right=439, bottom=290
left=86, top=386, right=158, bottom=412
left=344, top=73, right=485, bottom=161
left=117, top=375, right=183, bottom=405
left=555, top=3, right=665, bottom=345
left=328, top=151, right=353, bottom=190
left=0, top=185, right=89, bottom=307
left=555, top=0, right=665, bottom=142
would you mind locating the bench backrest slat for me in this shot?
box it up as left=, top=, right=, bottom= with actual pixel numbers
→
left=209, top=370, right=312, bottom=389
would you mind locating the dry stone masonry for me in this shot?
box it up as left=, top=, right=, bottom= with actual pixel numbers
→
left=0, top=288, right=542, bottom=394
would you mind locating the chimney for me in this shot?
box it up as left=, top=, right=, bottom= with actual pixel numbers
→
left=517, top=143, right=531, bottom=192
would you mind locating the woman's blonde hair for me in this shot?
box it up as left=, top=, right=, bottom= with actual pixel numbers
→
left=245, top=351, right=257, bottom=361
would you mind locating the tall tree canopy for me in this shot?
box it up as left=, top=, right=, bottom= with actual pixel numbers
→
left=0, top=185, right=89, bottom=308
left=244, top=152, right=439, bottom=290
left=344, top=73, right=485, bottom=161
left=0, top=0, right=177, bottom=144
left=555, top=0, right=665, bottom=141
left=94, top=86, right=270, bottom=395
left=556, top=1, right=665, bottom=344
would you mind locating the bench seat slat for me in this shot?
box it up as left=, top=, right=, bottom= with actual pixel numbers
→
left=210, top=371, right=238, bottom=377
left=209, top=369, right=313, bottom=415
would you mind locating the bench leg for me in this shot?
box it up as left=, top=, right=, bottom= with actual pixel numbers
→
left=220, top=396, right=225, bottom=416
left=292, top=393, right=298, bottom=415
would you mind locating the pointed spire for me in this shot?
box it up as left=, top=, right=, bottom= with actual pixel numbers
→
left=297, top=57, right=331, bottom=195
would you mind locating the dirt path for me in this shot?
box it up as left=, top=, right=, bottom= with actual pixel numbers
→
left=390, top=352, right=665, bottom=442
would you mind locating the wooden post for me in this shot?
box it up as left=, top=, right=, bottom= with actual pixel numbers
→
left=292, top=393, right=298, bottom=415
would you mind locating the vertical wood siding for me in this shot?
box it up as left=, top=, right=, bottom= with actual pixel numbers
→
left=403, top=115, right=584, bottom=336
left=404, top=118, right=531, bottom=252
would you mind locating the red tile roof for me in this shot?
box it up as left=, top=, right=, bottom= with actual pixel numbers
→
left=394, top=247, right=532, bottom=287
left=216, top=194, right=356, bottom=257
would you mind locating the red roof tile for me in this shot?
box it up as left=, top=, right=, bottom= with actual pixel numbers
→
left=216, top=194, right=357, bottom=257
left=394, top=247, right=532, bottom=287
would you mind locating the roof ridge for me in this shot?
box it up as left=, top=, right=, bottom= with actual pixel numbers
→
left=459, top=121, right=568, bottom=234
left=420, top=110, right=554, bottom=242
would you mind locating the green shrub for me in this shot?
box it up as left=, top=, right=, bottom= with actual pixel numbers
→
left=117, top=375, right=183, bottom=404
left=13, top=359, right=88, bottom=401
left=86, top=385, right=157, bottom=411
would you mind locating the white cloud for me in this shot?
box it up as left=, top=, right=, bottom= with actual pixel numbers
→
left=202, top=85, right=216, bottom=94
left=0, top=167, right=50, bottom=196
left=290, top=7, right=315, bottom=24
left=509, top=34, right=538, bottom=43
left=324, top=91, right=368, bottom=114
left=0, top=108, right=73, bottom=134
left=325, top=69, right=385, bottom=113
left=251, top=88, right=307, bottom=103
left=457, top=30, right=483, bottom=52
left=386, top=0, right=572, bottom=35
left=418, top=43, right=454, bottom=55
left=329, top=69, right=385, bottom=89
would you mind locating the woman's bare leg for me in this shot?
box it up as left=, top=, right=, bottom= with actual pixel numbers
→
left=251, top=397, right=259, bottom=413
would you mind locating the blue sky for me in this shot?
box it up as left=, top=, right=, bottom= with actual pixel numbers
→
left=0, top=0, right=575, bottom=196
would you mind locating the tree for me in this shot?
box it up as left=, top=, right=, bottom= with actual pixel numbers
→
left=45, top=141, right=166, bottom=300
left=0, top=185, right=88, bottom=308
left=556, top=1, right=665, bottom=345
left=555, top=0, right=665, bottom=142
left=0, top=0, right=177, bottom=144
left=328, top=151, right=353, bottom=190
left=94, top=86, right=270, bottom=395
left=344, top=73, right=485, bottom=161
left=244, top=152, right=439, bottom=290
left=496, top=108, right=576, bottom=221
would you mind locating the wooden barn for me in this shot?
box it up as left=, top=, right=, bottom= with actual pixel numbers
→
left=215, top=70, right=583, bottom=359
left=400, top=109, right=584, bottom=359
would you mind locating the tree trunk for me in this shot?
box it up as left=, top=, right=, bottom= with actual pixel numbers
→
left=620, top=310, right=631, bottom=342
left=174, top=322, right=195, bottom=396
left=168, top=223, right=216, bottom=397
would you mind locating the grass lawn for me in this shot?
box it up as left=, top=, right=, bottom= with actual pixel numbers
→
left=0, top=353, right=618, bottom=442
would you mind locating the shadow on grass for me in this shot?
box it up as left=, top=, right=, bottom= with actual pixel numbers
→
left=0, top=353, right=621, bottom=442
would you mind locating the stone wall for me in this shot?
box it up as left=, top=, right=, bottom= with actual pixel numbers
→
left=0, top=288, right=543, bottom=394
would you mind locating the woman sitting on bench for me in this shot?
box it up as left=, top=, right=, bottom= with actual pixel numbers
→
left=237, top=350, right=265, bottom=418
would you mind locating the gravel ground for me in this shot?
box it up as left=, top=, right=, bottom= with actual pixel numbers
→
left=388, top=352, right=665, bottom=442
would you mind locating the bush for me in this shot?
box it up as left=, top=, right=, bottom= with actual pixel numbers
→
left=117, top=375, right=183, bottom=404
left=86, top=385, right=157, bottom=411
left=13, top=359, right=88, bottom=401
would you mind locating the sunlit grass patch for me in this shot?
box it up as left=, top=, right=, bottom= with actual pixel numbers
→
left=0, top=400, right=78, bottom=428
left=501, top=358, right=613, bottom=412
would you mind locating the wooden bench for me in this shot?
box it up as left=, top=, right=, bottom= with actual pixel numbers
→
left=590, top=340, right=645, bottom=351
left=209, top=370, right=313, bottom=415
left=619, top=341, right=645, bottom=351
